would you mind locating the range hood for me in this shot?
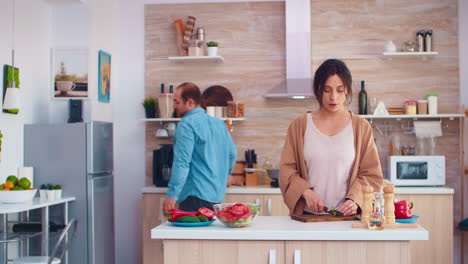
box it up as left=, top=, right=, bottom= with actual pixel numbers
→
left=264, top=0, right=313, bottom=99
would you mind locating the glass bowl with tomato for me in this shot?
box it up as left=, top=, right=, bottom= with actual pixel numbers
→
left=213, top=203, right=260, bottom=228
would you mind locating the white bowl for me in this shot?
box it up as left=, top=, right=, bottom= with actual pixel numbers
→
left=0, top=189, right=37, bottom=203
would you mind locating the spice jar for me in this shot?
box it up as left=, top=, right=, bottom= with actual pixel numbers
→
left=404, top=100, right=417, bottom=115
left=227, top=101, right=245, bottom=118
left=417, top=100, right=428, bottom=115
left=427, top=94, right=438, bottom=115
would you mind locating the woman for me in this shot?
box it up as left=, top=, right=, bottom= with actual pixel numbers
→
left=279, top=59, right=383, bottom=216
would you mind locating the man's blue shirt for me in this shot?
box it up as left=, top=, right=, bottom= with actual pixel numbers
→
left=167, top=107, right=237, bottom=203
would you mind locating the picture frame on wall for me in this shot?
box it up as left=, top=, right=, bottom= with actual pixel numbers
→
left=98, top=50, right=111, bottom=103
left=51, top=48, right=88, bottom=100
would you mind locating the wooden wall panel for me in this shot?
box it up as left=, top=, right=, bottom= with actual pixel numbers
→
left=145, top=2, right=285, bottom=60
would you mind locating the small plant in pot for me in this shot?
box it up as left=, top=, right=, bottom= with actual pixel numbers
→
left=55, top=62, right=78, bottom=95
left=142, top=97, right=158, bottom=118
left=206, top=41, right=219, bottom=57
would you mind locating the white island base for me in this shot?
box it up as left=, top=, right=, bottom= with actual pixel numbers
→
left=151, top=216, right=428, bottom=264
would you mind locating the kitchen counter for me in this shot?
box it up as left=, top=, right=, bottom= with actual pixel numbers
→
left=142, top=185, right=454, bottom=195
left=151, top=216, right=427, bottom=264
left=152, top=216, right=427, bottom=241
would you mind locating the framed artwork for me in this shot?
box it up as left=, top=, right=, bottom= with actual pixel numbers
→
left=2, top=65, right=20, bottom=114
left=51, top=48, right=88, bottom=100
left=98, top=50, right=111, bottom=103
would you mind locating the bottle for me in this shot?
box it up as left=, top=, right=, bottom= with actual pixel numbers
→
left=160, top=83, right=165, bottom=94
left=417, top=30, right=425, bottom=52
left=425, top=30, right=432, bottom=52
left=169, top=84, right=174, bottom=93
left=196, top=27, right=205, bottom=41
left=359, top=80, right=367, bottom=115
left=262, top=156, right=274, bottom=185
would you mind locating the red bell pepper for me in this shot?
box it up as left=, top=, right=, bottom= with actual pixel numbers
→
left=394, top=200, right=413, bottom=219
left=164, top=209, right=199, bottom=222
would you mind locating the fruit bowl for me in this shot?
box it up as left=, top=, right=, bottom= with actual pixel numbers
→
left=0, top=189, right=37, bottom=203
left=213, top=203, right=260, bottom=228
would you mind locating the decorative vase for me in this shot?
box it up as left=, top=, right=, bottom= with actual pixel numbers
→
left=207, top=47, right=218, bottom=57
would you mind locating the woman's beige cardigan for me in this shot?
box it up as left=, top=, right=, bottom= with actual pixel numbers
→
left=279, top=112, right=384, bottom=215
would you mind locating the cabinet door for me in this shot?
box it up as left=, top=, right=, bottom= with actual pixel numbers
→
left=285, top=241, right=410, bottom=264
left=263, top=194, right=290, bottom=216
left=395, top=194, right=452, bottom=264
left=163, top=240, right=285, bottom=264
left=223, top=194, right=264, bottom=215
left=142, top=194, right=165, bottom=264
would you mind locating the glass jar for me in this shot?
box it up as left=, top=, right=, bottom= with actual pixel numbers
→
left=188, top=40, right=204, bottom=56
left=227, top=101, right=245, bottom=118
left=417, top=100, right=428, bottom=115
left=368, top=192, right=386, bottom=230
left=404, top=100, right=417, bottom=115
left=427, top=94, right=438, bottom=115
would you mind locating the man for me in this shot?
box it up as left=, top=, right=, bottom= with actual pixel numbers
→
left=162, top=82, right=237, bottom=212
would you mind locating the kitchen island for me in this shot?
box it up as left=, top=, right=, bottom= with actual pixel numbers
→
left=151, top=216, right=428, bottom=264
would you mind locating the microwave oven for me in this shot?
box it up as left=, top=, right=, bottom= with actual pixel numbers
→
left=387, top=155, right=445, bottom=186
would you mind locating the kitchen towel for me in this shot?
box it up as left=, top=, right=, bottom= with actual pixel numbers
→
left=413, top=121, right=443, bottom=138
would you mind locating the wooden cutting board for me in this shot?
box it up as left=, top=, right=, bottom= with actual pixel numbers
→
left=291, top=214, right=358, bottom=222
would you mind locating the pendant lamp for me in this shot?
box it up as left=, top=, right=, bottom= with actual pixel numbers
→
left=3, top=0, right=20, bottom=113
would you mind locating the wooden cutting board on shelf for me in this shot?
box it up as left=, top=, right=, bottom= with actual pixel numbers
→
left=291, top=214, right=358, bottom=222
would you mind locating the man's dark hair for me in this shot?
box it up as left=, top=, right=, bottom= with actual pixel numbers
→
left=177, top=82, right=202, bottom=105
left=313, top=59, right=353, bottom=106
left=201, top=85, right=234, bottom=109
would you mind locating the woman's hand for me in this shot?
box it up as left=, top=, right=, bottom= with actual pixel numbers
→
left=302, top=189, right=325, bottom=213
left=337, top=199, right=358, bottom=216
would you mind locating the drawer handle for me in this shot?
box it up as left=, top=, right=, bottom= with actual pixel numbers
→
left=269, top=249, right=276, bottom=264
left=255, top=198, right=260, bottom=205
left=267, top=198, right=272, bottom=216
left=294, top=249, right=301, bottom=264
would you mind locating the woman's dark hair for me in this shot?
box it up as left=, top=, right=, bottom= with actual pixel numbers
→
left=177, top=82, right=202, bottom=105
left=313, top=59, right=353, bottom=106
left=201, top=85, right=234, bottom=109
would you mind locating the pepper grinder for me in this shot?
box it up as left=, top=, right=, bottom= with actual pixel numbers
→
left=361, top=184, right=374, bottom=224
left=383, top=184, right=396, bottom=224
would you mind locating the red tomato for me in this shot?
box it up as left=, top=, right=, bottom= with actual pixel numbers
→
left=198, top=207, right=215, bottom=220
left=229, top=205, right=247, bottom=216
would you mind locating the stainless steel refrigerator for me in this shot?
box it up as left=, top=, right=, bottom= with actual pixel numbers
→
left=24, top=121, right=115, bottom=264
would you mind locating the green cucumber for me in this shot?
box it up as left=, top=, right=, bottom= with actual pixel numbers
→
left=176, top=215, right=200, bottom=223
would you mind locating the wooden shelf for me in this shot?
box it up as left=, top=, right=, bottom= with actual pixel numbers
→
left=360, top=113, right=463, bottom=120
left=167, top=56, right=224, bottom=63
left=382, top=51, right=438, bottom=58
left=142, top=117, right=245, bottom=122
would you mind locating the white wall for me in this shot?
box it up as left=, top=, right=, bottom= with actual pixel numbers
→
left=0, top=0, right=51, bottom=180
left=112, top=1, right=145, bottom=262
left=49, top=3, right=91, bottom=124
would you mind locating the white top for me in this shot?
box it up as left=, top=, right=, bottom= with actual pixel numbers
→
left=142, top=186, right=455, bottom=195
left=304, top=113, right=355, bottom=209
left=151, top=216, right=428, bottom=241
left=0, top=197, right=76, bottom=214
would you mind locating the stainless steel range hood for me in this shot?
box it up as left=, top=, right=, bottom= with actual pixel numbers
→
left=264, top=0, right=313, bottom=99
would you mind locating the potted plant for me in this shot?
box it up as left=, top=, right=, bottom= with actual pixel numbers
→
left=142, top=97, right=158, bottom=118
left=55, top=62, right=77, bottom=95
left=206, top=41, right=219, bottom=57
left=46, top=184, right=56, bottom=202
left=39, top=184, right=48, bottom=201
left=54, top=184, right=62, bottom=200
